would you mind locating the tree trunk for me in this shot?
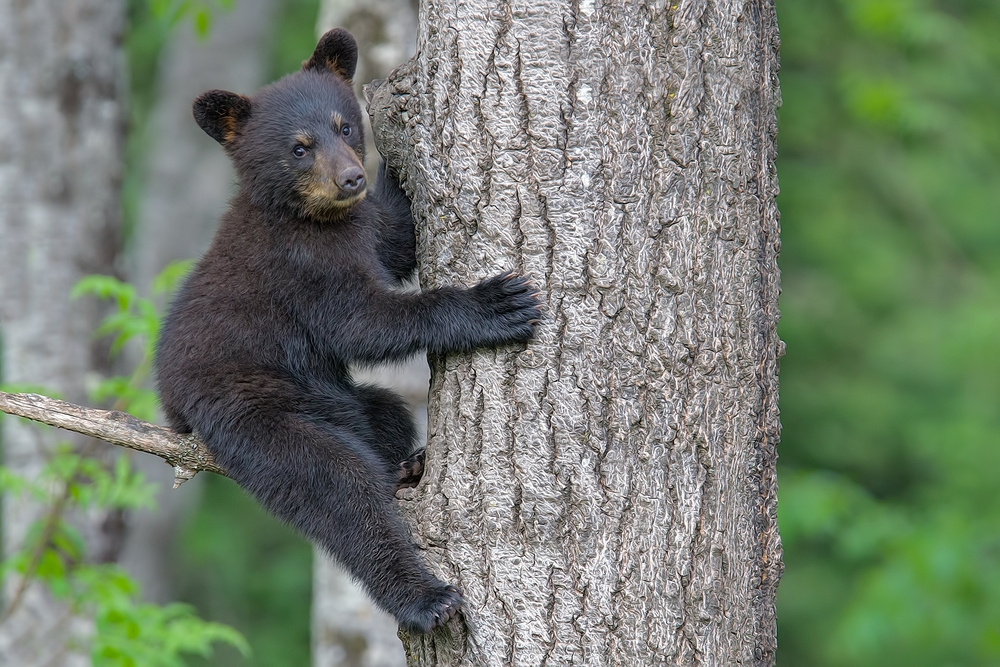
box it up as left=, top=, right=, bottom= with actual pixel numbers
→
left=367, top=0, right=782, bottom=664
left=0, top=0, right=125, bottom=665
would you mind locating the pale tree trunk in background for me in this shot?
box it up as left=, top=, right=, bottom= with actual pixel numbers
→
left=130, top=0, right=278, bottom=288
left=119, top=0, right=277, bottom=605
left=313, top=3, right=419, bottom=665
left=368, top=0, right=783, bottom=664
left=317, top=0, right=418, bottom=102
left=0, top=1, right=125, bottom=665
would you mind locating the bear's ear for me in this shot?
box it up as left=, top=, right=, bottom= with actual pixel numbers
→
left=303, top=28, right=358, bottom=82
left=192, top=90, right=252, bottom=145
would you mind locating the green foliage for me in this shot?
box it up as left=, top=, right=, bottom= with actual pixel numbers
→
left=123, top=0, right=170, bottom=245
left=146, top=0, right=234, bottom=38
left=121, top=0, right=234, bottom=244
left=174, top=476, right=313, bottom=667
left=0, top=263, right=247, bottom=665
left=267, top=0, right=322, bottom=82
left=776, top=0, right=1000, bottom=664
left=92, top=587, right=249, bottom=667
left=0, top=446, right=249, bottom=666
left=71, top=260, right=192, bottom=421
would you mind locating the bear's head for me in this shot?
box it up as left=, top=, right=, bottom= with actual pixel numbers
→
left=193, top=28, right=367, bottom=220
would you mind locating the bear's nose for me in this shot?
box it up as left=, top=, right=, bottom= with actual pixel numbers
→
left=337, top=167, right=365, bottom=194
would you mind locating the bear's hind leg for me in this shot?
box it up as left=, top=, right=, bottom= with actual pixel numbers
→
left=352, top=383, right=423, bottom=487
left=206, top=406, right=460, bottom=632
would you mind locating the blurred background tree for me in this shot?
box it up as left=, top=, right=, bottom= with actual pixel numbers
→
left=775, top=0, right=1000, bottom=665
left=0, top=0, right=127, bottom=663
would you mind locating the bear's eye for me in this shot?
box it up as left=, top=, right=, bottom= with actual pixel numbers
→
left=341, top=124, right=352, bottom=137
left=292, top=145, right=309, bottom=158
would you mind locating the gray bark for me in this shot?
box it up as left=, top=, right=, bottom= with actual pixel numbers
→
left=367, top=0, right=782, bottom=665
left=121, top=0, right=277, bottom=605
left=0, top=1, right=126, bottom=664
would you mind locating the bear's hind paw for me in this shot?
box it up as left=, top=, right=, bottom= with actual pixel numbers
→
left=395, top=449, right=425, bottom=490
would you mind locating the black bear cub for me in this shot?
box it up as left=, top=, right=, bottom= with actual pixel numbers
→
left=155, top=28, right=541, bottom=632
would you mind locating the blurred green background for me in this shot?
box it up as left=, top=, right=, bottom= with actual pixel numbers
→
left=776, top=0, right=1000, bottom=664
left=122, top=0, right=1000, bottom=665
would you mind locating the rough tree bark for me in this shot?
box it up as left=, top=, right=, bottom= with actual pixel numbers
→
left=367, top=0, right=782, bottom=664
left=0, top=1, right=125, bottom=665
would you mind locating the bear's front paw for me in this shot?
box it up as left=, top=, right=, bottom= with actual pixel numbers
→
left=397, top=584, right=464, bottom=633
left=472, top=272, right=544, bottom=345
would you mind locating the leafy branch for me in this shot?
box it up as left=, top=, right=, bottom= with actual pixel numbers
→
left=1, top=261, right=222, bottom=486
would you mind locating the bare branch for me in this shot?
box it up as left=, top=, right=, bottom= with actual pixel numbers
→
left=0, top=391, right=224, bottom=487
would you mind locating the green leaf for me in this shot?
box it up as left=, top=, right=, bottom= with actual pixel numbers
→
left=0, top=466, right=31, bottom=495
left=150, top=260, right=193, bottom=296
left=147, top=0, right=174, bottom=20
left=50, top=524, right=86, bottom=563
left=72, top=275, right=137, bottom=312
left=193, top=7, right=211, bottom=37
left=83, top=566, right=250, bottom=666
